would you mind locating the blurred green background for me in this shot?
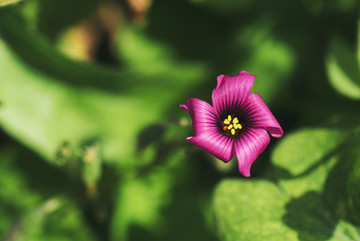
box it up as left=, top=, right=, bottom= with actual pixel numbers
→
left=0, top=0, right=359, bottom=240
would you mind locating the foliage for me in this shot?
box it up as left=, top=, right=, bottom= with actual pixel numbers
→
left=0, top=0, right=359, bottom=240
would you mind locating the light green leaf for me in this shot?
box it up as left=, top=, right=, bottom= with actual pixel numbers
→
left=6, top=198, right=96, bottom=241
left=346, top=141, right=360, bottom=225
left=213, top=179, right=360, bottom=241
left=214, top=126, right=360, bottom=241
left=0, top=0, right=22, bottom=7
left=330, top=220, right=360, bottom=241
left=272, top=127, right=360, bottom=199
left=326, top=37, right=360, bottom=100
left=0, top=9, right=206, bottom=167
left=0, top=144, right=94, bottom=241
left=272, top=128, right=349, bottom=176
left=110, top=149, right=185, bottom=241
left=213, top=179, right=298, bottom=241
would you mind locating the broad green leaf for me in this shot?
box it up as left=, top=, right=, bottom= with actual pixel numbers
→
left=326, top=37, right=360, bottom=100
left=213, top=179, right=298, bottom=241
left=213, top=179, right=360, bottom=241
left=0, top=9, right=206, bottom=167
left=214, top=126, right=360, bottom=241
left=272, top=127, right=360, bottom=199
left=272, top=128, right=349, bottom=176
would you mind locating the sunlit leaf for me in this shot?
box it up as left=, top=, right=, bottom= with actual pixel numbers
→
left=0, top=0, right=22, bottom=7
left=7, top=198, right=96, bottom=241
left=272, top=128, right=350, bottom=176
left=213, top=177, right=360, bottom=241
left=0, top=9, right=206, bottom=168
left=326, top=36, right=360, bottom=100
left=213, top=179, right=298, bottom=241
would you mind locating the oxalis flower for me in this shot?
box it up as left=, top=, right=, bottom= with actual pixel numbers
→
left=180, top=71, right=283, bottom=177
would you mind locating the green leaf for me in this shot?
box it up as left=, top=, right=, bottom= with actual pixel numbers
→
left=213, top=127, right=360, bottom=241
left=110, top=149, right=185, bottom=241
left=326, top=36, right=360, bottom=100
left=0, top=0, right=22, bottom=7
left=0, top=143, right=94, bottom=241
left=6, top=198, right=96, bottom=241
left=346, top=141, right=360, bottom=225
left=0, top=9, right=206, bottom=167
left=358, top=18, right=360, bottom=70
left=272, top=127, right=360, bottom=199
left=213, top=179, right=298, bottom=241
left=233, top=17, right=295, bottom=104
left=213, top=179, right=360, bottom=241
left=272, top=128, right=349, bottom=176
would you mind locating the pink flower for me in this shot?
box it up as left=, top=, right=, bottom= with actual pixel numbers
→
left=180, top=71, right=283, bottom=177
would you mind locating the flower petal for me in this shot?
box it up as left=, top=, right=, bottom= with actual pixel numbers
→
left=235, top=128, right=270, bottom=177
left=180, top=97, right=219, bottom=136
left=243, top=93, right=283, bottom=138
left=180, top=97, right=235, bottom=162
left=212, top=71, right=256, bottom=116
left=187, top=133, right=235, bottom=162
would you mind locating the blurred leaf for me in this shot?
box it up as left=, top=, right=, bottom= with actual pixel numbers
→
left=301, top=0, right=358, bottom=15
left=0, top=148, right=42, bottom=237
left=0, top=0, right=22, bottom=7
left=326, top=36, right=360, bottom=100
left=0, top=143, right=94, bottom=241
left=0, top=9, right=206, bottom=168
left=5, top=198, right=97, bottom=241
left=187, top=0, right=254, bottom=14
left=36, top=0, right=100, bottom=40
left=110, top=149, right=184, bottom=241
left=358, top=18, right=360, bottom=70
left=347, top=143, right=360, bottom=225
left=81, top=142, right=102, bottom=196
left=233, top=17, right=295, bottom=104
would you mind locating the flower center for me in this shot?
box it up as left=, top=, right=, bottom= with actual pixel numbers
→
left=223, top=115, right=242, bottom=135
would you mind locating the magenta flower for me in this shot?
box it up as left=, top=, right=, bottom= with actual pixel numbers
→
left=180, top=71, right=283, bottom=177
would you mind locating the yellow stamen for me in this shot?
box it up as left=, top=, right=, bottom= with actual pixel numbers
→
left=223, top=115, right=242, bottom=135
